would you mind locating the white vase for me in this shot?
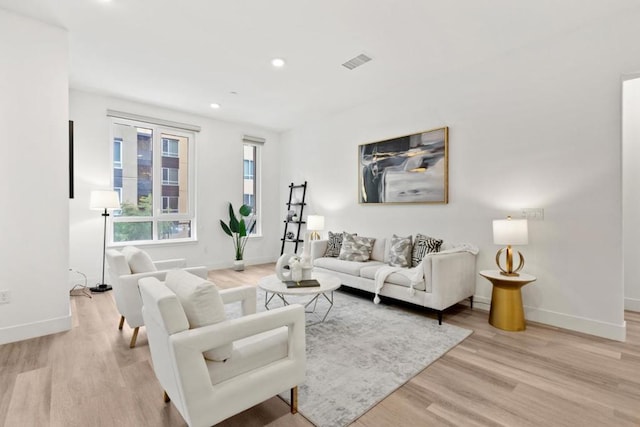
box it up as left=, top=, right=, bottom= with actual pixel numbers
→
left=290, top=259, right=302, bottom=282
left=233, top=260, right=245, bottom=271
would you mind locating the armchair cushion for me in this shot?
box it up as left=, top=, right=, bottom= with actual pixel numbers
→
left=122, top=246, right=157, bottom=273
left=164, top=270, right=232, bottom=361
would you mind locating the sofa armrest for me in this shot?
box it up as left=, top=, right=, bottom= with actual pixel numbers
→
left=153, top=258, right=187, bottom=269
left=219, top=286, right=257, bottom=315
left=310, top=240, right=328, bottom=261
left=114, top=267, right=207, bottom=327
left=428, top=251, right=477, bottom=310
left=169, top=304, right=306, bottom=395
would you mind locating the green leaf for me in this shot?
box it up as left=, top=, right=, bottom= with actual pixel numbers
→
left=239, top=219, right=247, bottom=237
left=228, top=203, right=239, bottom=233
left=219, top=220, right=232, bottom=237
left=239, top=204, right=252, bottom=217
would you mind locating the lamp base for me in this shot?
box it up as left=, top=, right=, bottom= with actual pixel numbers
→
left=90, top=284, right=113, bottom=293
left=309, top=231, right=321, bottom=240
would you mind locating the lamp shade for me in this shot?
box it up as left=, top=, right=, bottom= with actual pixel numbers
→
left=90, top=190, right=121, bottom=210
left=493, top=218, right=528, bottom=245
left=307, top=215, right=325, bottom=231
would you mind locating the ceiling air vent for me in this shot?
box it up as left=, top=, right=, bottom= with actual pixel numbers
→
left=341, top=53, right=372, bottom=70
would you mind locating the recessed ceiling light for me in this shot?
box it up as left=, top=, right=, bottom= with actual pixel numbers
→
left=210, top=103, right=221, bottom=109
left=271, top=58, right=286, bottom=68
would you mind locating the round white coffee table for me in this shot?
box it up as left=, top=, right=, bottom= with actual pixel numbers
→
left=258, top=273, right=341, bottom=323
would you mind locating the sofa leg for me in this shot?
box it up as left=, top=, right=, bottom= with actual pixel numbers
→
left=290, top=386, right=298, bottom=414
left=118, top=316, right=125, bottom=330
left=469, top=296, right=474, bottom=309
left=163, top=391, right=170, bottom=403
left=437, top=311, right=443, bottom=325
left=130, top=327, right=139, bottom=348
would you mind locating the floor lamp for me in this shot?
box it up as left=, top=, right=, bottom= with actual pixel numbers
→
left=89, top=190, right=121, bottom=293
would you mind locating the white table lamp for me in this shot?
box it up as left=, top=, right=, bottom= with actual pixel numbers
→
left=307, top=215, right=325, bottom=240
left=493, top=216, right=528, bottom=276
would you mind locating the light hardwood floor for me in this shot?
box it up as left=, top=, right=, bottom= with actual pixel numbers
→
left=1, top=263, right=639, bottom=426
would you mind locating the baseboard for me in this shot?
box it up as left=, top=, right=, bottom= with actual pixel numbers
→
left=471, top=295, right=626, bottom=342
left=625, top=297, right=640, bottom=312
left=206, top=255, right=279, bottom=271
left=0, top=313, right=72, bottom=345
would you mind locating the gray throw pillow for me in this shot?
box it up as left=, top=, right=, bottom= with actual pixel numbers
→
left=412, top=234, right=443, bottom=267
left=388, top=235, right=412, bottom=267
left=324, top=231, right=345, bottom=257
left=339, top=232, right=376, bottom=262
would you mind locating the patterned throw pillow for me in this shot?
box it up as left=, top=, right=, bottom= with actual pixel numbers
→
left=388, top=235, right=413, bottom=267
left=412, top=234, right=443, bottom=267
left=339, top=232, right=376, bottom=262
left=324, top=231, right=345, bottom=257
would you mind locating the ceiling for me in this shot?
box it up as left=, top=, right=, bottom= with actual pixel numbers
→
left=1, top=0, right=638, bottom=131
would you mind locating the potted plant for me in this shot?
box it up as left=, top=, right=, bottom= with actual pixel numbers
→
left=219, top=203, right=256, bottom=271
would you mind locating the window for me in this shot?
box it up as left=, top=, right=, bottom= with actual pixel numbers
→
left=243, top=142, right=260, bottom=235
left=162, top=138, right=179, bottom=157
left=113, top=138, right=122, bottom=169
left=111, top=117, right=195, bottom=244
left=162, top=167, right=179, bottom=185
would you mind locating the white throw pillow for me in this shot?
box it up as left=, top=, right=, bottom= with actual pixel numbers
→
left=121, top=246, right=157, bottom=274
left=164, top=270, right=232, bottom=361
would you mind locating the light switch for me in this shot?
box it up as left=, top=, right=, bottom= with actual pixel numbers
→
left=521, top=208, right=544, bottom=220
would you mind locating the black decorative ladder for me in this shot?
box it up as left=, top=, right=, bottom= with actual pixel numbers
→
left=280, top=181, right=308, bottom=255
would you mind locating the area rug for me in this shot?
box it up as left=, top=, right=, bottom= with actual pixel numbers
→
left=230, top=289, right=472, bottom=427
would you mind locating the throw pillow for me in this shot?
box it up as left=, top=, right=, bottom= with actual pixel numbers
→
left=164, top=270, right=232, bottom=362
left=339, top=232, right=376, bottom=262
left=121, top=246, right=157, bottom=274
left=412, top=234, right=443, bottom=267
left=388, top=235, right=413, bottom=267
left=324, top=231, right=345, bottom=257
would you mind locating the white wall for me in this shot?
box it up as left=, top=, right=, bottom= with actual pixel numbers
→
left=623, top=77, right=640, bottom=312
left=0, top=10, right=70, bottom=344
left=69, top=90, right=281, bottom=284
left=280, top=12, right=640, bottom=341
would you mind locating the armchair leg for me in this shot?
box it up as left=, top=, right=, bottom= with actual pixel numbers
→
left=290, top=386, right=298, bottom=414
left=163, top=391, right=170, bottom=403
left=129, top=327, right=139, bottom=348
left=118, top=316, right=125, bottom=330
left=469, top=296, right=474, bottom=309
left=437, top=311, right=443, bottom=325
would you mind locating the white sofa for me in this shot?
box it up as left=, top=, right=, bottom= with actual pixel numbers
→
left=139, top=272, right=305, bottom=427
left=105, top=247, right=208, bottom=347
left=310, top=238, right=477, bottom=324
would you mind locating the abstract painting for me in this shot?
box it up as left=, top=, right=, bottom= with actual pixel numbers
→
left=359, top=127, right=448, bottom=204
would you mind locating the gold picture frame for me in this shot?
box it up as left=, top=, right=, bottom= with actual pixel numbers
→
left=358, top=126, right=448, bottom=204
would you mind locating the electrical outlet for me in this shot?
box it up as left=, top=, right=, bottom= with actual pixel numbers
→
left=0, top=290, right=10, bottom=304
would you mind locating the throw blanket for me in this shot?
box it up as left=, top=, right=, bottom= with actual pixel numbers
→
left=373, top=243, right=479, bottom=304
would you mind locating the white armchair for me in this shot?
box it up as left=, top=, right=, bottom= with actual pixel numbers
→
left=105, top=247, right=208, bottom=347
left=139, top=271, right=306, bottom=427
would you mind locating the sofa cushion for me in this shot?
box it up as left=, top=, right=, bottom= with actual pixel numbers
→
left=412, top=234, right=442, bottom=267
left=324, top=231, right=345, bottom=257
left=370, top=237, right=387, bottom=262
left=164, top=270, right=232, bottom=362
left=388, top=235, right=412, bottom=267
left=105, top=249, right=131, bottom=276
left=359, top=265, right=426, bottom=291
left=314, top=257, right=384, bottom=276
left=122, top=246, right=157, bottom=273
left=339, top=233, right=375, bottom=262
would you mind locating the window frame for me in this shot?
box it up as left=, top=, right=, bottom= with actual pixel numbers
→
left=109, top=117, right=197, bottom=246
left=243, top=142, right=261, bottom=237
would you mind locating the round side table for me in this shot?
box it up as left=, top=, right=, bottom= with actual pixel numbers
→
left=479, top=270, right=536, bottom=331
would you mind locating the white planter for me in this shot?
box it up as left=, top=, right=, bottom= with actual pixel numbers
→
left=233, top=260, right=245, bottom=271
